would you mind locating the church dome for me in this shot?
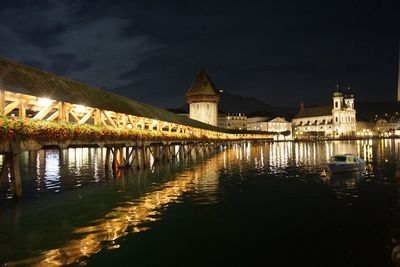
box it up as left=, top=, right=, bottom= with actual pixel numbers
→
left=333, top=84, right=343, bottom=97
left=333, top=91, right=343, bottom=97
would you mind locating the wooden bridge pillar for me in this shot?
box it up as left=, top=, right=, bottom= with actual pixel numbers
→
left=105, top=147, right=110, bottom=169
left=1, top=142, right=23, bottom=198
left=133, top=147, right=140, bottom=169
left=151, top=145, right=161, bottom=161
left=179, top=144, right=185, bottom=160
left=9, top=152, right=22, bottom=198
left=170, top=145, right=176, bottom=160
left=117, top=147, right=124, bottom=169
left=140, top=146, right=147, bottom=167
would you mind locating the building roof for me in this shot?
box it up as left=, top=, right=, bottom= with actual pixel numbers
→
left=186, top=68, right=219, bottom=97
left=293, top=106, right=332, bottom=119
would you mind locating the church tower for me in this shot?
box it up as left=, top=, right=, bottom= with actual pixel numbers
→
left=332, top=84, right=343, bottom=110
left=332, top=84, right=344, bottom=137
left=186, top=68, right=220, bottom=126
left=332, top=84, right=356, bottom=137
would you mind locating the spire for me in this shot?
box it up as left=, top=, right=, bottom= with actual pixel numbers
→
left=333, top=82, right=343, bottom=97
left=345, top=83, right=354, bottom=98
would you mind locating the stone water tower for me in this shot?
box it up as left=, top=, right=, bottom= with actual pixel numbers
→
left=186, top=68, right=220, bottom=126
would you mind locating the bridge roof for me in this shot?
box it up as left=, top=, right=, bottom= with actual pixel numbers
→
left=0, top=58, right=265, bottom=135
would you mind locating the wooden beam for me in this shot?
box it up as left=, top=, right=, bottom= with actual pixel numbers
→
left=58, top=102, right=66, bottom=122
left=102, top=111, right=117, bottom=127
left=47, top=110, right=59, bottom=121
left=78, top=108, right=95, bottom=124
left=33, top=101, right=57, bottom=120
left=94, top=109, right=101, bottom=126
left=0, top=89, right=5, bottom=116
left=69, top=110, right=80, bottom=122
left=121, top=114, right=127, bottom=127
left=19, top=100, right=26, bottom=119
left=4, top=100, right=19, bottom=115
left=128, top=115, right=136, bottom=128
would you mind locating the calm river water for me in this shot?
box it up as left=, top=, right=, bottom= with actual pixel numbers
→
left=1, top=139, right=400, bottom=266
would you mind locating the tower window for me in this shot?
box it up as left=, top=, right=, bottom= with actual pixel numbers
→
left=207, top=104, right=209, bottom=110
left=197, top=104, right=199, bottom=110
left=335, top=117, right=338, bottom=122
left=335, top=101, right=338, bottom=108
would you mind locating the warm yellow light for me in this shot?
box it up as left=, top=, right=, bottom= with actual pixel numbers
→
left=38, top=97, right=52, bottom=107
left=75, top=105, right=86, bottom=113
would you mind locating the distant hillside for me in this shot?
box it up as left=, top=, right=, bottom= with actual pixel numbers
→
left=171, top=90, right=398, bottom=122
left=173, top=90, right=298, bottom=118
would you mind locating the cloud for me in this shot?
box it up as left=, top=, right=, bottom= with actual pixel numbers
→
left=0, top=0, right=163, bottom=89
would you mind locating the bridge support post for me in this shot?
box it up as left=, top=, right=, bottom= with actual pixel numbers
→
left=179, top=144, right=185, bottom=160
left=125, top=147, right=130, bottom=168
left=140, top=146, right=147, bottom=167
left=117, top=147, right=124, bottom=169
left=170, top=145, right=176, bottom=160
left=9, top=152, right=22, bottom=198
left=105, top=147, right=111, bottom=169
left=152, top=145, right=161, bottom=161
left=0, top=154, right=9, bottom=182
left=133, top=147, right=140, bottom=169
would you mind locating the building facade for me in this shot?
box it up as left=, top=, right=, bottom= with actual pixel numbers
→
left=247, top=116, right=292, bottom=140
left=218, top=113, right=247, bottom=130
left=186, top=68, right=220, bottom=126
left=375, top=114, right=400, bottom=137
left=247, top=116, right=291, bottom=132
left=292, top=87, right=357, bottom=139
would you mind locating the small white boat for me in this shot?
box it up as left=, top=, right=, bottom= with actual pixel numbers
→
left=328, top=154, right=366, bottom=174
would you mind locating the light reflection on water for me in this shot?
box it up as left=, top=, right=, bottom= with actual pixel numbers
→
left=0, top=139, right=399, bottom=266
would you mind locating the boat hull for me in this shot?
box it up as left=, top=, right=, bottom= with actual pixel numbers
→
left=328, top=163, right=365, bottom=174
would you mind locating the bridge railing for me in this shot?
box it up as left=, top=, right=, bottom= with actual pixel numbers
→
left=0, top=89, right=272, bottom=141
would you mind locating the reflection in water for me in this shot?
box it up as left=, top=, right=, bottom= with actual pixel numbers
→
left=1, top=139, right=400, bottom=266
left=6, top=152, right=221, bottom=266
left=44, top=151, right=60, bottom=192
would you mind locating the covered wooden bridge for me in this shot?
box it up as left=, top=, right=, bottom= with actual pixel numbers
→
left=0, top=58, right=272, bottom=197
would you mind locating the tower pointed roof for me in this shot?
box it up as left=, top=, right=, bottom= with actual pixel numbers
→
left=186, top=68, right=220, bottom=97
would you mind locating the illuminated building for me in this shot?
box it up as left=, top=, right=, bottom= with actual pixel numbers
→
left=375, top=113, right=400, bottom=137
left=247, top=116, right=292, bottom=140
left=186, top=68, right=220, bottom=126
left=218, top=113, right=247, bottom=130
left=292, top=85, right=357, bottom=139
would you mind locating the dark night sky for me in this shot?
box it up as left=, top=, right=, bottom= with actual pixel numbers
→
left=0, top=0, right=399, bottom=108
